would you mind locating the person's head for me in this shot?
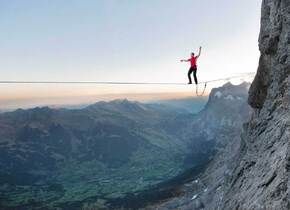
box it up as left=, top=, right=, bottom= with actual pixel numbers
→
left=191, top=52, right=195, bottom=57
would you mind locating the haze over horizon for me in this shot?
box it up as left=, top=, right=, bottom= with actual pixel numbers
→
left=0, top=0, right=261, bottom=109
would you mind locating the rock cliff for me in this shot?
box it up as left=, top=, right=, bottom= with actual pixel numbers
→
left=221, top=0, right=290, bottom=209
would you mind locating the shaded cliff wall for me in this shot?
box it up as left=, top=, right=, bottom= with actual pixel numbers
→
left=222, top=0, right=290, bottom=209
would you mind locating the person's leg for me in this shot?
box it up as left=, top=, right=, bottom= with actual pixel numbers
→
left=187, top=67, right=193, bottom=84
left=193, top=67, right=198, bottom=84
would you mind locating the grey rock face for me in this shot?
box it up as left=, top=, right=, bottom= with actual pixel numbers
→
left=221, top=0, right=290, bottom=209
left=190, top=82, right=250, bottom=146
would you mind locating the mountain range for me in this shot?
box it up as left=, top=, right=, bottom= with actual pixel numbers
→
left=0, top=83, right=250, bottom=210
left=0, top=99, right=198, bottom=209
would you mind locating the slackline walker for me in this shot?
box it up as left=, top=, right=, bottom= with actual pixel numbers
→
left=180, top=46, right=205, bottom=96
left=180, top=47, right=202, bottom=85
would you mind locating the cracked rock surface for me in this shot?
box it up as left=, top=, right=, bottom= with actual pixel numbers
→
left=221, top=0, right=290, bottom=209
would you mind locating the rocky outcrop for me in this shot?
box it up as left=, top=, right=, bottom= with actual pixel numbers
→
left=221, top=0, right=290, bottom=209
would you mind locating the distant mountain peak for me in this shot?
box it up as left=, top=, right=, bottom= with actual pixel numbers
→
left=222, top=81, right=234, bottom=87
left=207, top=82, right=250, bottom=105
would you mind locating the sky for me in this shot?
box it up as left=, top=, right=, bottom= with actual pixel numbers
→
left=0, top=0, right=262, bottom=109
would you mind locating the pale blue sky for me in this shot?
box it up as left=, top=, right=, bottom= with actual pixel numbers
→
left=0, top=0, right=262, bottom=108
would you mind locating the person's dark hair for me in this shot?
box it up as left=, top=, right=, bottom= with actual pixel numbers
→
left=191, top=52, right=195, bottom=56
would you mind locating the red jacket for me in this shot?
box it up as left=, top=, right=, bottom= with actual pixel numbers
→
left=188, top=56, right=198, bottom=67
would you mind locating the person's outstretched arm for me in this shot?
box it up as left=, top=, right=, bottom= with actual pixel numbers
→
left=196, top=46, right=202, bottom=58
left=180, top=59, right=190, bottom=62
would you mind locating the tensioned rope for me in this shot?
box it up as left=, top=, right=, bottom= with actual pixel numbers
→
left=0, top=72, right=255, bottom=86
left=0, top=72, right=255, bottom=97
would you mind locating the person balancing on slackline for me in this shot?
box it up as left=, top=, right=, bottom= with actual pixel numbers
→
left=180, top=46, right=202, bottom=84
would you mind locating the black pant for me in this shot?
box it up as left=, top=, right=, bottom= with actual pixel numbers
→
left=188, top=66, right=198, bottom=84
